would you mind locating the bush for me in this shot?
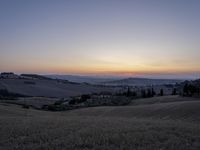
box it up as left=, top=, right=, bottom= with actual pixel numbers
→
left=54, top=100, right=64, bottom=105
left=22, top=104, right=30, bottom=109
left=47, top=104, right=68, bottom=111
left=81, top=94, right=91, bottom=102
left=69, top=99, right=76, bottom=105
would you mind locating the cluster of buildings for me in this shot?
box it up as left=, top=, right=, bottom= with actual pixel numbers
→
left=0, top=72, right=19, bottom=79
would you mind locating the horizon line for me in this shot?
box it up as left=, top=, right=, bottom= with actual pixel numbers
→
left=1, top=71, right=199, bottom=80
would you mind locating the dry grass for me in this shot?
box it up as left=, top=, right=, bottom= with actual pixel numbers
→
left=66, top=99, right=200, bottom=122
left=130, top=95, right=200, bottom=106
left=0, top=115, right=200, bottom=150
left=0, top=96, right=200, bottom=150
left=0, top=97, right=59, bottom=109
left=0, top=79, right=112, bottom=98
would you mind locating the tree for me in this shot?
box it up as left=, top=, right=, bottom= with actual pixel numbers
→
left=147, top=89, right=152, bottom=97
left=172, top=88, right=177, bottom=95
left=160, top=89, right=164, bottom=96
left=127, top=87, right=131, bottom=97
left=183, top=83, right=189, bottom=96
left=141, top=90, right=146, bottom=98
left=151, top=88, right=156, bottom=96
left=81, top=94, right=91, bottom=102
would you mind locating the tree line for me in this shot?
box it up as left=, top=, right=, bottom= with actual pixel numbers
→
left=183, top=83, right=200, bottom=96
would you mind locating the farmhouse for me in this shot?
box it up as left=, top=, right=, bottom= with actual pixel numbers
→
left=0, top=72, right=19, bottom=79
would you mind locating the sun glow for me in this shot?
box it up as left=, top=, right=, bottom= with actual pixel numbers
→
left=0, top=0, right=200, bottom=78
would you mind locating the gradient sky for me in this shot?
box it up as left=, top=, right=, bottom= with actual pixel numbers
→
left=0, top=0, right=200, bottom=78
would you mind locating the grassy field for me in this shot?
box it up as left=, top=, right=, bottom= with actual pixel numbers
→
left=0, top=78, right=112, bottom=98
left=0, top=96, right=200, bottom=150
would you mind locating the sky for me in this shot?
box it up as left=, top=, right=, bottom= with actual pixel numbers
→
left=0, top=0, right=200, bottom=79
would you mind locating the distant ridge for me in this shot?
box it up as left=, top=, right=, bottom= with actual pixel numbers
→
left=46, top=75, right=121, bottom=84
left=21, top=74, right=53, bottom=80
left=46, top=75, right=183, bottom=86
left=0, top=77, right=112, bottom=98
left=102, top=77, right=183, bottom=86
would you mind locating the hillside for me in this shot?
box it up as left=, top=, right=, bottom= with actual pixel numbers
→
left=103, top=78, right=182, bottom=86
left=0, top=78, right=112, bottom=98
left=181, top=79, right=200, bottom=87
left=75, top=100, right=200, bottom=121
left=47, top=76, right=183, bottom=86
left=46, top=75, right=122, bottom=84
left=0, top=96, right=200, bottom=150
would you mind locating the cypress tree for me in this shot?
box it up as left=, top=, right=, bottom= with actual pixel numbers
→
left=160, top=89, right=164, bottom=96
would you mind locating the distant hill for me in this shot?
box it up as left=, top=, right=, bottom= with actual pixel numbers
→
left=46, top=75, right=122, bottom=84
left=46, top=75, right=183, bottom=86
left=180, top=79, right=200, bottom=87
left=102, top=78, right=183, bottom=86
left=21, top=74, right=53, bottom=80
left=0, top=78, right=112, bottom=98
left=190, top=79, right=200, bottom=87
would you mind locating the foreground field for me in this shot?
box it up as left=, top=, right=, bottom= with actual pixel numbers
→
left=0, top=96, right=200, bottom=150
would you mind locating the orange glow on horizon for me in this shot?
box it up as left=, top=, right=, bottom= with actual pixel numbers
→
left=5, top=64, right=199, bottom=76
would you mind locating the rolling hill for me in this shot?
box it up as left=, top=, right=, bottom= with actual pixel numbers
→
left=46, top=74, right=122, bottom=84
left=0, top=78, right=112, bottom=98
left=0, top=96, right=200, bottom=150
left=103, top=78, right=183, bottom=86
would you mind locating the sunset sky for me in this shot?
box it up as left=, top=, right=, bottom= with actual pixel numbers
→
left=0, top=0, right=200, bottom=78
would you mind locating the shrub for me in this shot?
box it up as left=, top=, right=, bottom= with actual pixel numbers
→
left=69, top=99, right=76, bottom=105
left=54, top=100, right=64, bottom=105
left=81, top=94, right=91, bottom=102
left=22, top=104, right=30, bottom=109
left=47, top=104, right=67, bottom=111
